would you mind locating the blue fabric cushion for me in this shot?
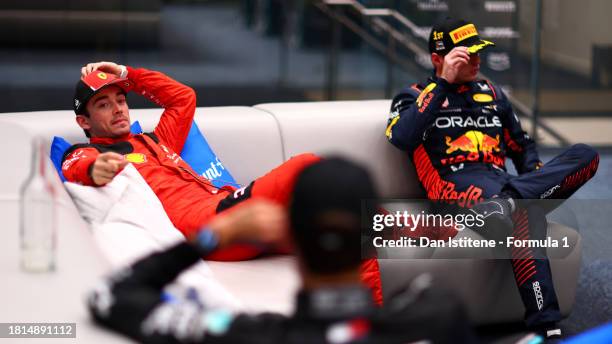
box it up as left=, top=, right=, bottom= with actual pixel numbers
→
left=180, top=121, right=237, bottom=189
left=130, top=121, right=143, bottom=134
left=48, top=121, right=237, bottom=189
left=49, top=136, right=72, bottom=182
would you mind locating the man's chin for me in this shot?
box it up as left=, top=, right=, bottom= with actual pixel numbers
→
left=110, top=128, right=131, bottom=138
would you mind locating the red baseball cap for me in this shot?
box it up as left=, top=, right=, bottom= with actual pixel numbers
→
left=73, top=71, right=132, bottom=115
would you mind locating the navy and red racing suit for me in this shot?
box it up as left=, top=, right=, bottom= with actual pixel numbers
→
left=61, top=66, right=319, bottom=261
left=386, top=75, right=599, bottom=328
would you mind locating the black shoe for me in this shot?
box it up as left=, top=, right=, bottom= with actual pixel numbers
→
left=471, top=197, right=514, bottom=219
left=469, top=198, right=514, bottom=256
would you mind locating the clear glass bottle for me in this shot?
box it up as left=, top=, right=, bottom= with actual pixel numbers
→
left=20, top=137, right=56, bottom=272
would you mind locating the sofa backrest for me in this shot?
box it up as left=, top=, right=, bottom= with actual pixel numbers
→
left=256, top=100, right=420, bottom=198
left=0, top=107, right=284, bottom=199
left=0, top=101, right=422, bottom=201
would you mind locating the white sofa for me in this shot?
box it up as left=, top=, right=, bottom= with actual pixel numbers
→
left=0, top=101, right=581, bottom=340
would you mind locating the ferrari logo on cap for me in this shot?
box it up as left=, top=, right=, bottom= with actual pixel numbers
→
left=97, top=72, right=108, bottom=80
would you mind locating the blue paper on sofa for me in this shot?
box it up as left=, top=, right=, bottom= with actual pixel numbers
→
left=181, top=121, right=237, bottom=188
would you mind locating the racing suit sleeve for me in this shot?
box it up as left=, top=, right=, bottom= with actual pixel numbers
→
left=61, top=147, right=100, bottom=186
left=88, top=242, right=286, bottom=343
left=386, top=78, right=451, bottom=152
left=495, top=85, right=542, bottom=174
left=126, top=66, right=197, bottom=154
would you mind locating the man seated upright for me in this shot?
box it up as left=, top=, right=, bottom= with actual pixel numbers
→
left=62, top=61, right=319, bottom=260
left=385, top=18, right=599, bottom=339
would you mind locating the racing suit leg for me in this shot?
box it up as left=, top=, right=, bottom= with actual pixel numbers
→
left=207, top=153, right=320, bottom=261
left=360, top=258, right=384, bottom=306
left=215, top=153, right=321, bottom=213
left=504, top=144, right=599, bottom=203
left=501, top=144, right=598, bottom=328
left=250, top=153, right=321, bottom=204
left=441, top=168, right=563, bottom=328
left=510, top=205, right=561, bottom=328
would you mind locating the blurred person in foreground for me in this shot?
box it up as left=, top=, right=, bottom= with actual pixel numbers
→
left=87, top=158, right=475, bottom=343
left=61, top=61, right=319, bottom=261
left=385, top=17, right=599, bottom=339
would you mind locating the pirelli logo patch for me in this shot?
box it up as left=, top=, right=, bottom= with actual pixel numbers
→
left=450, top=24, right=478, bottom=44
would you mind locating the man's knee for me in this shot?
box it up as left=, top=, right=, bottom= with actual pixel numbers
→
left=569, top=143, right=599, bottom=165
left=286, top=153, right=321, bottom=173
left=290, top=153, right=321, bottom=166
left=250, top=153, right=321, bottom=204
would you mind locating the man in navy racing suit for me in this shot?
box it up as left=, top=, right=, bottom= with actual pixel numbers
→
left=385, top=17, right=599, bottom=339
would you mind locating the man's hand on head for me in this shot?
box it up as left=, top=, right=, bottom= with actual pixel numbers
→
left=440, top=47, right=470, bottom=84
left=90, top=152, right=129, bottom=186
left=81, top=61, right=127, bottom=79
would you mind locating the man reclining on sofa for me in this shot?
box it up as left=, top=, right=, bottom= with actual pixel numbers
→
left=61, top=61, right=319, bottom=261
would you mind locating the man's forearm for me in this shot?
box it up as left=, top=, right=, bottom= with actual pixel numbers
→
left=61, top=148, right=98, bottom=186
left=125, top=67, right=195, bottom=109
left=126, top=66, right=196, bottom=153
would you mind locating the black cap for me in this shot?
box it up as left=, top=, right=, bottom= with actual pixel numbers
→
left=428, top=18, right=495, bottom=55
left=290, top=157, right=378, bottom=274
left=73, top=71, right=132, bottom=115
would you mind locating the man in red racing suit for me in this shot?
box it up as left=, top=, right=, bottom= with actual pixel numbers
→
left=61, top=61, right=319, bottom=261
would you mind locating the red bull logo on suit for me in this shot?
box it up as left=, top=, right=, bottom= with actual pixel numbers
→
left=445, top=131, right=500, bottom=154
left=441, top=131, right=504, bottom=168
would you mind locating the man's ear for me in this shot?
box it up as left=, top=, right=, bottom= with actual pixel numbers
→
left=431, top=53, right=444, bottom=74
left=76, top=115, right=91, bottom=130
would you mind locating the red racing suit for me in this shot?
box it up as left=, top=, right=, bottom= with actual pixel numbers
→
left=61, top=66, right=318, bottom=259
